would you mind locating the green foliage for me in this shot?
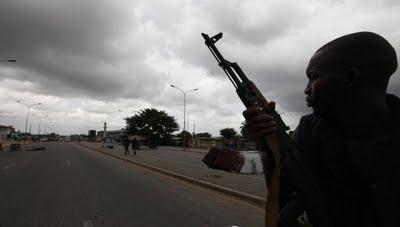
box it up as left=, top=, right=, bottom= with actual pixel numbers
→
left=125, top=108, right=179, bottom=146
left=240, top=120, right=247, bottom=137
left=195, top=132, right=212, bottom=138
left=176, top=130, right=192, bottom=147
left=219, top=128, right=237, bottom=139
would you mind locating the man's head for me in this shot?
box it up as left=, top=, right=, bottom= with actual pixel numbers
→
left=305, top=31, right=397, bottom=117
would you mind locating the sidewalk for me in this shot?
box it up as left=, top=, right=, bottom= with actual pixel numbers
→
left=158, top=146, right=208, bottom=153
left=118, top=145, right=209, bottom=153
left=78, top=142, right=267, bottom=199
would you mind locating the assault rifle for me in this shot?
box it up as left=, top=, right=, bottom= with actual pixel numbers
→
left=201, top=33, right=330, bottom=227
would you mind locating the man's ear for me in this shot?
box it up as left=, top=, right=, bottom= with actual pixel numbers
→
left=345, top=68, right=359, bottom=87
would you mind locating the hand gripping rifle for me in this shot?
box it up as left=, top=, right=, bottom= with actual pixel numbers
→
left=201, top=33, right=330, bottom=227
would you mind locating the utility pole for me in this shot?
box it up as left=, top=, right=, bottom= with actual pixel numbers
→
left=170, top=84, right=198, bottom=151
left=187, top=113, right=189, bottom=133
left=193, top=120, right=195, bottom=136
left=16, top=101, right=42, bottom=134
left=35, top=113, right=48, bottom=138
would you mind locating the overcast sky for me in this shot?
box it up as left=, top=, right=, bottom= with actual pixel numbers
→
left=0, top=0, right=399, bottom=136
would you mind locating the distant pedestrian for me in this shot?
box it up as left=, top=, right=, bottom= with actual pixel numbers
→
left=122, top=136, right=130, bottom=155
left=131, top=138, right=139, bottom=155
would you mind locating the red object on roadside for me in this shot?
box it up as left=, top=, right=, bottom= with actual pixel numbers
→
left=202, top=147, right=221, bottom=169
left=203, top=146, right=267, bottom=174
left=203, top=146, right=245, bottom=172
left=214, top=147, right=245, bottom=172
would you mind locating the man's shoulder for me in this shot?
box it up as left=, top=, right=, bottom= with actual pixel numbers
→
left=299, top=113, right=318, bottom=126
left=387, top=93, right=400, bottom=123
left=297, top=113, right=321, bottom=136
left=294, top=114, right=321, bottom=154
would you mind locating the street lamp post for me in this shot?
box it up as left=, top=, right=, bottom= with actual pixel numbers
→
left=170, top=84, right=198, bottom=150
left=33, top=113, right=48, bottom=137
left=16, top=101, right=42, bottom=134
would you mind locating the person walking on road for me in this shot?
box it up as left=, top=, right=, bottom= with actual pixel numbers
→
left=131, top=138, right=139, bottom=155
left=122, top=135, right=130, bottom=155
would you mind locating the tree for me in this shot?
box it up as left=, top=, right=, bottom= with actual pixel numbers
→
left=240, top=121, right=246, bottom=133
left=195, top=132, right=212, bottom=138
left=125, top=108, right=179, bottom=148
left=219, top=128, right=237, bottom=140
left=176, top=130, right=193, bottom=147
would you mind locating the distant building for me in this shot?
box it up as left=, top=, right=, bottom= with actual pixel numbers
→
left=0, top=125, right=15, bottom=142
left=70, top=134, right=85, bottom=141
left=97, top=130, right=124, bottom=142
left=190, top=137, right=216, bottom=149
left=96, top=131, right=104, bottom=138
left=48, top=133, right=59, bottom=141
left=88, top=130, right=96, bottom=142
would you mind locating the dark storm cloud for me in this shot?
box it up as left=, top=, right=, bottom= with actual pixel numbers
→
left=171, top=0, right=400, bottom=120
left=1, top=0, right=399, bottom=135
left=204, top=1, right=310, bottom=45
left=149, top=0, right=316, bottom=119
left=167, top=0, right=312, bottom=76
left=0, top=0, right=165, bottom=100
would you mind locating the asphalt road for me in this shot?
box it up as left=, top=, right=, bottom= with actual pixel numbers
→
left=84, top=142, right=267, bottom=198
left=0, top=142, right=264, bottom=227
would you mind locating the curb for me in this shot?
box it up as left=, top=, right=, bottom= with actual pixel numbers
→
left=75, top=142, right=266, bottom=208
left=158, top=146, right=207, bottom=154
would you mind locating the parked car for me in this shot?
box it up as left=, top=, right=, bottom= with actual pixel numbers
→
left=102, top=137, right=114, bottom=149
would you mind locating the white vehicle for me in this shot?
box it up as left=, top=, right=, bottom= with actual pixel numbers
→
left=102, top=137, right=114, bottom=149
left=64, top=137, right=71, bottom=142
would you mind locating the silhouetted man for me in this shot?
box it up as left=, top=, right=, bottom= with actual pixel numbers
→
left=243, top=32, right=399, bottom=227
left=122, top=135, right=129, bottom=155
left=131, top=138, right=139, bottom=155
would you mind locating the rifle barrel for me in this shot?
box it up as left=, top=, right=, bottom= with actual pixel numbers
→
left=202, top=33, right=242, bottom=87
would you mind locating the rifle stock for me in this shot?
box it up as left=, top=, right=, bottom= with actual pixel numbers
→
left=201, top=32, right=330, bottom=227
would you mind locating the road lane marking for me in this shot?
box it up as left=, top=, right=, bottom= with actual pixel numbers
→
left=2, top=162, right=15, bottom=170
left=83, top=220, right=93, bottom=227
left=67, top=160, right=70, bottom=167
